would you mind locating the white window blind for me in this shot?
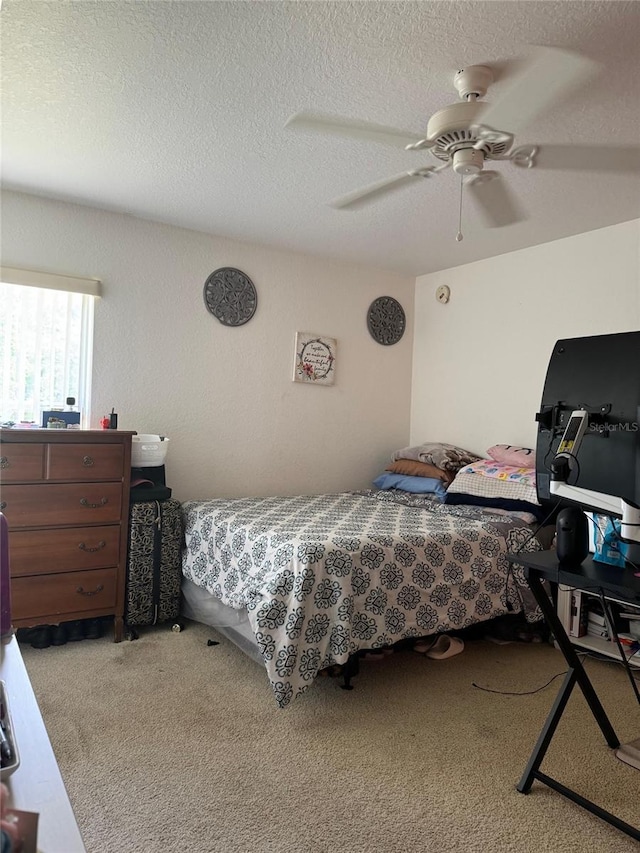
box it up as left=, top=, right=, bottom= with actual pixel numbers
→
left=0, top=267, right=100, bottom=427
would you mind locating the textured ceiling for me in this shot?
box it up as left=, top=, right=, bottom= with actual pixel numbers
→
left=2, top=0, right=640, bottom=276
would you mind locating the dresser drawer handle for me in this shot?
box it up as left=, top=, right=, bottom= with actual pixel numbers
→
left=0, top=456, right=8, bottom=469
left=80, top=497, right=108, bottom=509
left=76, top=584, right=104, bottom=597
left=78, top=540, right=106, bottom=553
left=82, top=455, right=94, bottom=467
left=0, top=502, right=6, bottom=511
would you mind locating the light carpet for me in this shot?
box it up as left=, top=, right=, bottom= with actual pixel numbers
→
left=21, top=622, right=640, bottom=853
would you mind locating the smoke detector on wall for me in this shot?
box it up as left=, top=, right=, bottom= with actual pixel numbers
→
left=436, top=285, right=450, bottom=304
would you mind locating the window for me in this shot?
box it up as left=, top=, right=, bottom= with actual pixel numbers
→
left=0, top=267, right=100, bottom=427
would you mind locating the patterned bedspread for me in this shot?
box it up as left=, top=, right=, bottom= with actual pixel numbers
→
left=181, top=491, right=542, bottom=708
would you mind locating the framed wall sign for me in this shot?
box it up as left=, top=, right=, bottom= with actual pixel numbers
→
left=293, top=333, right=336, bottom=385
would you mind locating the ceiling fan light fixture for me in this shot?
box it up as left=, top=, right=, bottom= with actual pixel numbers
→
left=453, top=148, right=484, bottom=175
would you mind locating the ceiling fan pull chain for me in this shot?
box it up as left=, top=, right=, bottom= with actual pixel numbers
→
left=456, top=175, right=464, bottom=242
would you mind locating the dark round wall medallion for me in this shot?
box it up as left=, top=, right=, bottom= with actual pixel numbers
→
left=203, top=267, right=257, bottom=326
left=367, top=296, right=406, bottom=345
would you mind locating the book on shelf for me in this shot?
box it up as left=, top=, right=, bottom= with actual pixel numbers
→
left=587, top=609, right=606, bottom=627
left=557, top=585, right=572, bottom=631
left=569, top=590, right=588, bottom=638
left=587, top=603, right=609, bottom=637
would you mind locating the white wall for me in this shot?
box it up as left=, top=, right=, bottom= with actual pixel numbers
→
left=411, top=220, right=640, bottom=456
left=1, top=191, right=415, bottom=500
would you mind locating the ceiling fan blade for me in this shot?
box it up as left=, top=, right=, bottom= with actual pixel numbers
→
left=285, top=112, right=426, bottom=148
left=475, top=46, right=598, bottom=136
left=533, top=143, right=640, bottom=173
left=329, top=171, right=427, bottom=209
left=466, top=171, right=527, bottom=228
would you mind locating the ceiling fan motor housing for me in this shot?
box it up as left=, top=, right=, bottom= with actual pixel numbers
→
left=426, top=101, right=511, bottom=163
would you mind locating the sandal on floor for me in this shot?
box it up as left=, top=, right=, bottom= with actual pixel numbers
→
left=413, top=636, right=438, bottom=654
left=425, top=635, right=464, bottom=660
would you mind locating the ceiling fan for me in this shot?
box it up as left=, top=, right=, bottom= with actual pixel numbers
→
left=285, top=47, right=640, bottom=232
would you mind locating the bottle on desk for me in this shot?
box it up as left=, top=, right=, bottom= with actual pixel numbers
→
left=101, top=409, right=118, bottom=430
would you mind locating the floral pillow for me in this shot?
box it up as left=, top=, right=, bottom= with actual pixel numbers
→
left=391, top=442, right=481, bottom=473
left=460, top=459, right=537, bottom=487
left=487, top=444, right=536, bottom=468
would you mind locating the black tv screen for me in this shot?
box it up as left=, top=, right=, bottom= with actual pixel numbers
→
left=536, top=331, right=640, bottom=510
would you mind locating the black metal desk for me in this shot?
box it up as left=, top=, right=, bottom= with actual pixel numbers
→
left=508, top=550, right=640, bottom=842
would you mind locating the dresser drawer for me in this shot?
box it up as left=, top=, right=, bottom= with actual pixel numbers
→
left=11, top=568, right=118, bottom=620
left=46, top=443, right=124, bottom=481
left=10, top=525, right=121, bottom=576
left=0, top=443, right=45, bottom=482
left=1, top=483, right=123, bottom=528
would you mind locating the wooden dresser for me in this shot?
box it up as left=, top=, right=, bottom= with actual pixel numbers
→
left=0, top=429, right=133, bottom=642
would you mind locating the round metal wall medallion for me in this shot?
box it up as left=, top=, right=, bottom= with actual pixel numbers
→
left=203, top=267, right=257, bottom=326
left=367, top=296, right=406, bottom=345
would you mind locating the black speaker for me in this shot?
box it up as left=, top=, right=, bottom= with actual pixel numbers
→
left=556, top=507, right=589, bottom=566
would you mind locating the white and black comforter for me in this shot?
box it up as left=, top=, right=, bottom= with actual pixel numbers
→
left=181, top=491, right=542, bottom=708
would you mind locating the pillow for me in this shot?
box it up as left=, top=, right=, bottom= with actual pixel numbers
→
left=447, top=468, right=539, bottom=505
left=458, top=459, right=536, bottom=486
left=445, top=491, right=546, bottom=521
left=386, top=459, right=454, bottom=484
left=487, top=444, right=536, bottom=468
left=372, top=472, right=447, bottom=499
left=391, top=442, right=482, bottom=473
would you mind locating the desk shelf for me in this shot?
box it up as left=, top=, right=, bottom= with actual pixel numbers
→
left=557, top=584, right=640, bottom=669
left=568, top=631, right=640, bottom=667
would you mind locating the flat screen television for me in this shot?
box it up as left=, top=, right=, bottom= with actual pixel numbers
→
left=536, top=330, right=640, bottom=517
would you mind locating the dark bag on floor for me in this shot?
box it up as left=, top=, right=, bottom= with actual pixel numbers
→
left=125, top=498, right=183, bottom=627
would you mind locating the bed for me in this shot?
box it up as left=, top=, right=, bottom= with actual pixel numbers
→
left=181, top=486, right=546, bottom=708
